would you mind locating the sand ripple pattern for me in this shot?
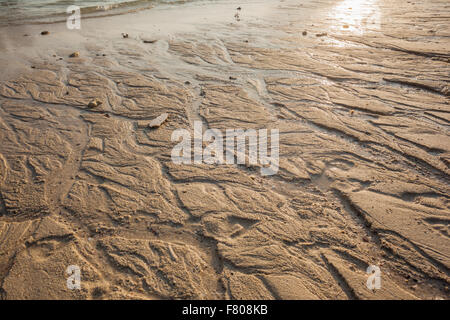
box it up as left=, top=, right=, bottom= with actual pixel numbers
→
left=0, top=0, right=448, bottom=300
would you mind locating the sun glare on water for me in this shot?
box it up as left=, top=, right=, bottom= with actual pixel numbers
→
left=330, top=0, right=381, bottom=34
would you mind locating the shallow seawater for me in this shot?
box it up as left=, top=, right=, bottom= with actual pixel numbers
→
left=0, top=0, right=196, bottom=25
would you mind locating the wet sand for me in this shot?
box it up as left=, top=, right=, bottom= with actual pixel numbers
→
left=0, top=0, right=449, bottom=299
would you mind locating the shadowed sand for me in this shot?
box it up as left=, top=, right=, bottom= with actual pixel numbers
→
left=0, top=0, right=449, bottom=300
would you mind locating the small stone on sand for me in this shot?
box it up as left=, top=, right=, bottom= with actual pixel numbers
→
left=88, top=99, right=102, bottom=108
left=302, top=31, right=307, bottom=36
left=143, top=40, right=157, bottom=44
left=148, top=113, right=169, bottom=128
left=41, top=31, right=49, bottom=35
left=69, top=52, right=80, bottom=58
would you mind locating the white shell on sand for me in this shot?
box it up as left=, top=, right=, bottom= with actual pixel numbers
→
left=148, top=113, right=169, bottom=128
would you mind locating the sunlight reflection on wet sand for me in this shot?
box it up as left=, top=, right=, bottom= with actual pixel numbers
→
left=330, top=0, right=381, bottom=34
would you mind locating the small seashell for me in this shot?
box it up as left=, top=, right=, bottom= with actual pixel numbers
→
left=148, top=113, right=169, bottom=128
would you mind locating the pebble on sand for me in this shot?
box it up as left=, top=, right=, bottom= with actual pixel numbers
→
left=88, top=99, right=102, bottom=108
left=149, top=113, right=169, bottom=128
left=143, top=39, right=157, bottom=44
left=122, top=33, right=129, bottom=38
left=69, top=52, right=80, bottom=58
left=302, top=31, right=307, bottom=36
left=41, top=31, right=49, bottom=35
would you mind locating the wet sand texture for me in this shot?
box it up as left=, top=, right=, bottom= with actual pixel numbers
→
left=0, top=0, right=449, bottom=299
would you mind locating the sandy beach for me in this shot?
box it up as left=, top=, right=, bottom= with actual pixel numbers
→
left=0, top=0, right=449, bottom=300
